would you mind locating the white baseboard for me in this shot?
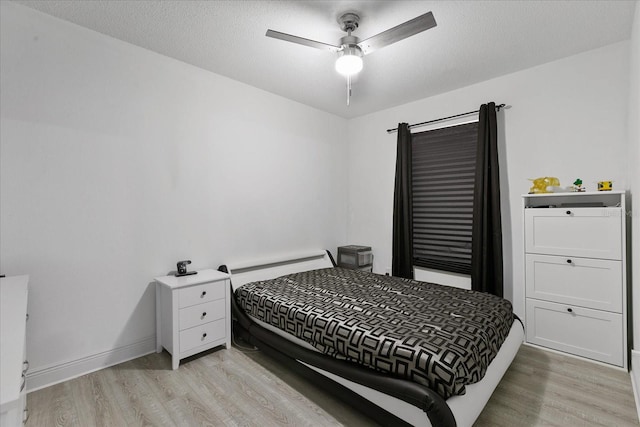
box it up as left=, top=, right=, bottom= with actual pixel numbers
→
left=26, top=335, right=156, bottom=393
left=632, top=350, right=640, bottom=423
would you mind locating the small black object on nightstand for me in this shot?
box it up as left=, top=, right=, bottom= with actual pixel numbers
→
left=175, top=260, right=197, bottom=277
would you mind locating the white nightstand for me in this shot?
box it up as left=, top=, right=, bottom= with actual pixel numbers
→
left=155, top=269, right=231, bottom=370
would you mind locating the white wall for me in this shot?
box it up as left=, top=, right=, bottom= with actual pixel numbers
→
left=627, top=2, right=640, bottom=404
left=0, top=2, right=348, bottom=387
left=346, top=41, right=630, bottom=318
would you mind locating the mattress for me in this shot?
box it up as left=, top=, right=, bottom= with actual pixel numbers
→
left=235, top=267, right=514, bottom=399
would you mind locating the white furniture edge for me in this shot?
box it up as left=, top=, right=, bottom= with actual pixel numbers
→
left=227, top=249, right=327, bottom=273
left=632, top=350, right=640, bottom=422
left=226, top=250, right=330, bottom=291
left=0, top=275, right=29, bottom=414
left=25, top=335, right=156, bottom=393
left=520, top=342, right=628, bottom=372
left=154, top=269, right=230, bottom=288
left=225, top=250, right=524, bottom=427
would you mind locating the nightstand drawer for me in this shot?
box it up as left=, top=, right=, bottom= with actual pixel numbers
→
left=525, top=254, right=622, bottom=312
left=178, top=281, right=225, bottom=308
left=526, top=298, right=623, bottom=366
left=179, top=299, right=226, bottom=331
left=180, top=318, right=226, bottom=353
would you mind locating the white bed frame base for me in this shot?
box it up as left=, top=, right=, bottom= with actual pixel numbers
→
left=225, top=250, right=524, bottom=427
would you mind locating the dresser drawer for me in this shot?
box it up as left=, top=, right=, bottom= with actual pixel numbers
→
left=524, top=208, right=622, bottom=259
left=525, top=254, right=622, bottom=312
left=179, top=299, right=226, bottom=331
left=178, top=281, right=225, bottom=308
left=179, top=318, right=226, bottom=353
left=526, top=298, right=623, bottom=366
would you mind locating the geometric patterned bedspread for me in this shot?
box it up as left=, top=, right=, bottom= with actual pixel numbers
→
left=235, top=267, right=514, bottom=399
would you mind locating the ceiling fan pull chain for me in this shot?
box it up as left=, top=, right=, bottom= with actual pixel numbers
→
left=347, top=75, right=351, bottom=106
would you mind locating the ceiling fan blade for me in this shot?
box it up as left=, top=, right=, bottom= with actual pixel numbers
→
left=357, top=11, right=437, bottom=55
left=266, top=29, right=340, bottom=52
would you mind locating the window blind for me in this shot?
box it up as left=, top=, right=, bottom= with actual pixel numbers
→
left=411, top=121, right=478, bottom=275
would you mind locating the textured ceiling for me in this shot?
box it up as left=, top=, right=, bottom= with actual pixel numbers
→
left=13, top=0, right=637, bottom=118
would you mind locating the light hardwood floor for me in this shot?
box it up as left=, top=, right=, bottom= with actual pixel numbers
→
left=26, top=343, right=639, bottom=426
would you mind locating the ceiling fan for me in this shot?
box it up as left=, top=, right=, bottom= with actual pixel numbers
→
left=266, top=11, right=437, bottom=105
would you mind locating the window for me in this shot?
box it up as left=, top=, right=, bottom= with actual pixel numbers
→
left=411, top=121, right=478, bottom=275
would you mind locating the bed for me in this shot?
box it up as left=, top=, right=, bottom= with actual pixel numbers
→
left=219, top=250, right=524, bottom=427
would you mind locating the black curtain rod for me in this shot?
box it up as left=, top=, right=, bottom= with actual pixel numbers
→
left=386, top=103, right=506, bottom=134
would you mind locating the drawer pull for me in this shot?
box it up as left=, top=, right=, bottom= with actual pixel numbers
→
left=202, top=333, right=207, bottom=339
left=567, top=308, right=573, bottom=313
left=566, top=259, right=572, bottom=264
left=566, top=210, right=572, bottom=215
left=201, top=291, right=207, bottom=298
left=202, top=312, right=207, bottom=318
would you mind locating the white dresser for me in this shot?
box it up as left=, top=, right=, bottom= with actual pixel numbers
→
left=155, top=270, right=231, bottom=370
left=523, top=191, right=628, bottom=368
left=0, top=276, right=29, bottom=427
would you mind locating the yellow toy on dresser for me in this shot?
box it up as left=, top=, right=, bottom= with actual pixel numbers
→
left=598, top=181, right=613, bottom=191
left=528, top=177, right=560, bottom=194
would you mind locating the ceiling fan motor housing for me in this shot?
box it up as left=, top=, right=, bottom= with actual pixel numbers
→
left=339, top=13, right=360, bottom=33
left=340, top=34, right=360, bottom=50
left=337, top=44, right=363, bottom=59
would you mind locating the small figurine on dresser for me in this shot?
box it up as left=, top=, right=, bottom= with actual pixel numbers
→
left=571, top=179, right=585, bottom=192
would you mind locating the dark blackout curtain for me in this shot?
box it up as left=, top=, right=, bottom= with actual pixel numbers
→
left=392, top=123, right=413, bottom=278
left=471, top=102, right=503, bottom=296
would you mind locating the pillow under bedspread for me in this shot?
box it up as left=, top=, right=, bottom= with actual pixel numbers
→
left=235, top=267, right=514, bottom=399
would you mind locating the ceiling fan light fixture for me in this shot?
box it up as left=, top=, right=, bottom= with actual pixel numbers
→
left=335, top=45, right=363, bottom=76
